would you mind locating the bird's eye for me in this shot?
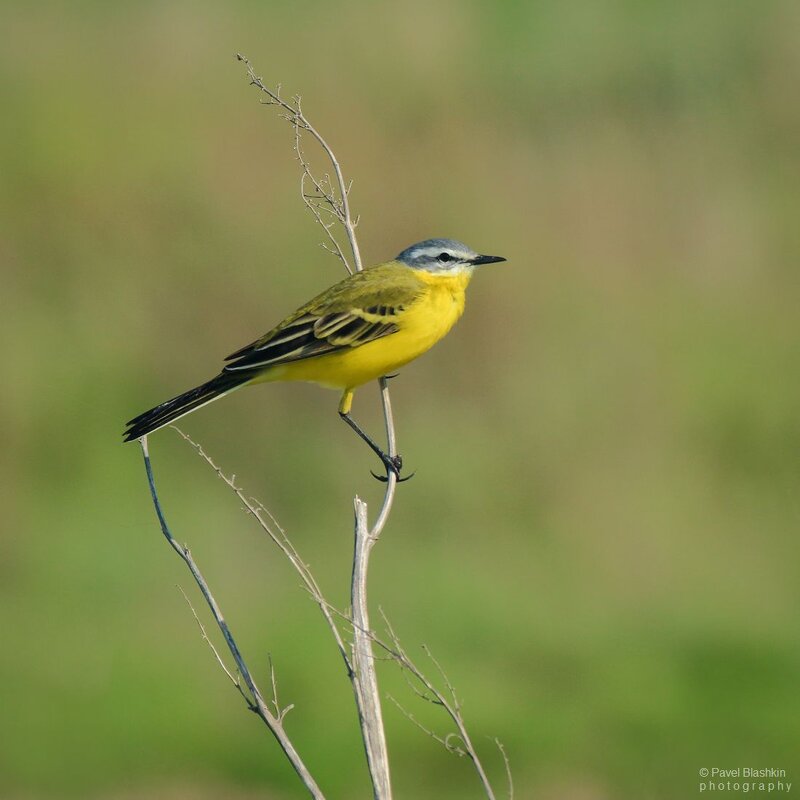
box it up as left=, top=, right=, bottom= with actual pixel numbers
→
left=437, top=252, right=451, bottom=263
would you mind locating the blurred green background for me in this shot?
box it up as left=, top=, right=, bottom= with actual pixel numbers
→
left=2, top=1, right=799, bottom=798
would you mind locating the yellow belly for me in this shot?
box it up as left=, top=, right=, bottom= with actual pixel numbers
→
left=260, top=270, right=470, bottom=390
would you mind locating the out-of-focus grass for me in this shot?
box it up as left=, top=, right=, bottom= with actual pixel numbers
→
left=1, top=1, right=798, bottom=798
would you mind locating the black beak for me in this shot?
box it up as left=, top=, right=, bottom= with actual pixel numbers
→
left=471, top=253, right=506, bottom=265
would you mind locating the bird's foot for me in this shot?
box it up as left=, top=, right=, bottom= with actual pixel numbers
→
left=370, top=452, right=415, bottom=483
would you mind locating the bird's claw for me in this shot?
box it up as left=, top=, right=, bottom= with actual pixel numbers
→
left=370, top=469, right=416, bottom=483
left=370, top=453, right=414, bottom=482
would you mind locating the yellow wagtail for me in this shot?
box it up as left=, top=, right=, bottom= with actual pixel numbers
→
left=123, top=238, right=506, bottom=477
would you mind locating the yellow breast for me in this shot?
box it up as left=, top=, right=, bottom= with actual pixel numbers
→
left=273, top=269, right=472, bottom=390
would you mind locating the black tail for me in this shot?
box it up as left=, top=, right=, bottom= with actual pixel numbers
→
left=123, top=371, right=251, bottom=442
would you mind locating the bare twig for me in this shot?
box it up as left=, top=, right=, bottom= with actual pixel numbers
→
left=296, top=582, right=504, bottom=798
left=268, top=655, right=294, bottom=723
left=377, top=610, right=499, bottom=800
left=268, top=655, right=280, bottom=717
left=495, top=738, right=514, bottom=800
left=237, top=53, right=362, bottom=274
left=139, top=437, right=326, bottom=800
left=297, top=133, right=351, bottom=269
left=175, top=427, right=393, bottom=798
left=172, top=428, right=498, bottom=800
left=172, top=428, right=353, bottom=676
left=178, top=585, right=247, bottom=700
left=386, top=695, right=466, bottom=755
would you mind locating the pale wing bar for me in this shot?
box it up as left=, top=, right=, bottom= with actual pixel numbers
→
left=223, top=309, right=399, bottom=372
left=224, top=314, right=318, bottom=361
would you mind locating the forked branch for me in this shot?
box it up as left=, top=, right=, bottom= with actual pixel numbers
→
left=176, top=427, right=395, bottom=799
left=169, top=429, right=505, bottom=800
left=237, top=53, right=361, bottom=274
left=377, top=610, right=506, bottom=800
left=173, top=429, right=353, bottom=676
left=139, top=438, right=326, bottom=800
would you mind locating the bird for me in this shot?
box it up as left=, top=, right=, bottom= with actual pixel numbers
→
left=123, top=238, right=506, bottom=477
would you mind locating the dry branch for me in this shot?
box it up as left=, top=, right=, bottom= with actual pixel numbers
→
left=237, top=53, right=362, bottom=274
left=139, top=437, right=326, bottom=800
left=377, top=610, right=501, bottom=800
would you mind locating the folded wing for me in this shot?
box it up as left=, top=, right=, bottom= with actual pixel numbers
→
left=223, top=264, right=424, bottom=372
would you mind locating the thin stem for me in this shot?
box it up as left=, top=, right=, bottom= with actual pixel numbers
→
left=237, top=53, right=362, bottom=272
left=351, top=500, right=392, bottom=799
left=140, top=437, right=326, bottom=800
left=178, top=585, right=247, bottom=699
left=370, top=377, right=399, bottom=538
left=377, top=612, right=499, bottom=800
left=173, top=429, right=353, bottom=677
left=495, top=738, right=514, bottom=800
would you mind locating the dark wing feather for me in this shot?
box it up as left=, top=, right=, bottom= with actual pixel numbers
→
left=224, top=314, right=318, bottom=362
left=223, top=264, right=424, bottom=373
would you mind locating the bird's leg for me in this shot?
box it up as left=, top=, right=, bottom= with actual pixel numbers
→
left=338, top=390, right=405, bottom=480
left=339, top=411, right=404, bottom=478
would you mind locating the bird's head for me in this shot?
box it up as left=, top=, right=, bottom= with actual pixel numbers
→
left=395, top=238, right=506, bottom=274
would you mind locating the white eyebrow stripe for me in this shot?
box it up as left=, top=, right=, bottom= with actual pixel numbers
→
left=418, top=247, right=471, bottom=261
